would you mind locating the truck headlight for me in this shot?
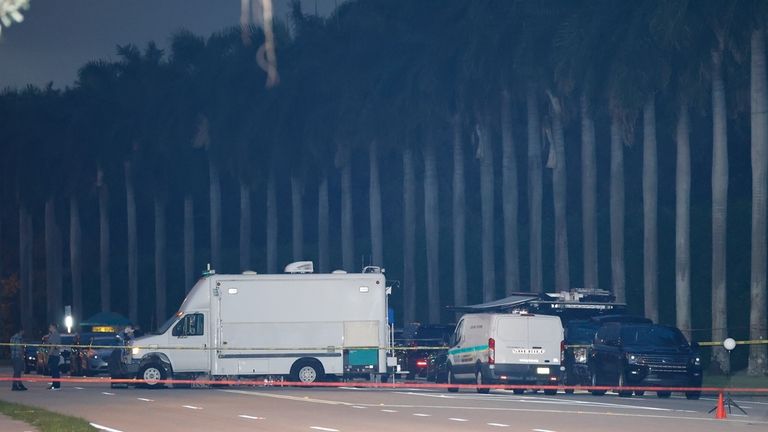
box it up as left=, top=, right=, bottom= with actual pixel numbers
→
left=573, top=347, right=588, bottom=364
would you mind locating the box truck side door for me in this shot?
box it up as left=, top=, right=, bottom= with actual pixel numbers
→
left=168, top=312, right=210, bottom=373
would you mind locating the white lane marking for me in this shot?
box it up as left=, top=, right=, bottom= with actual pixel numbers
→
left=74, top=387, right=84, bottom=390
left=310, top=427, right=339, bottom=432
left=89, top=423, right=124, bottom=432
left=413, top=413, right=431, bottom=417
left=221, top=389, right=349, bottom=405
left=488, top=423, right=509, bottom=427
left=449, top=418, right=469, bottom=422
left=533, top=429, right=557, bottom=432
left=137, top=398, right=154, bottom=402
left=339, top=386, right=365, bottom=390
left=381, top=409, right=398, bottom=413
left=101, top=392, right=115, bottom=396
left=239, top=415, right=265, bottom=420
left=351, top=405, right=366, bottom=409
left=182, top=405, right=203, bottom=410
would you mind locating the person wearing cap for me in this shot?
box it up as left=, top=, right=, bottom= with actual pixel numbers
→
left=10, top=328, right=27, bottom=391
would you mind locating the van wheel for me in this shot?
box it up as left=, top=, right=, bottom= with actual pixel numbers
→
left=617, top=372, right=632, bottom=397
left=590, top=372, right=606, bottom=396
left=138, top=363, right=167, bottom=389
left=291, top=359, right=324, bottom=384
left=446, top=367, right=459, bottom=393
left=476, top=369, right=490, bottom=394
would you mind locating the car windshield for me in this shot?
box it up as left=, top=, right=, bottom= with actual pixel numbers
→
left=566, top=323, right=599, bottom=344
left=88, top=337, right=121, bottom=347
left=621, top=325, right=688, bottom=348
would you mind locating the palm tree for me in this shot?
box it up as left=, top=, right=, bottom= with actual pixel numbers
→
left=476, top=115, right=496, bottom=302
left=608, top=104, right=626, bottom=303
left=96, top=164, right=111, bottom=312
left=675, top=99, right=691, bottom=340
left=580, top=94, right=599, bottom=289
left=527, top=87, right=544, bottom=293
left=402, top=145, right=416, bottom=323
left=452, top=113, right=467, bottom=307
left=501, top=88, right=520, bottom=295
left=337, top=142, right=355, bottom=272
left=369, top=141, right=383, bottom=266
left=748, top=25, right=768, bottom=376
left=68, top=196, right=83, bottom=322
left=423, top=139, right=441, bottom=322
left=642, top=96, right=659, bottom=323
left=291, top=175, right=304, bottom=262
left=546, top=92, right=571, bottom=292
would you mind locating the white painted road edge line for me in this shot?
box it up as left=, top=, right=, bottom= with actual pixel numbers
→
left=310, top=427, right=340, bottom=432
left=449, top=418, right=469, bottom=422
left=532, top=429, right=558, bottom=432
left=101, top=392, right=115, bottom=396
left=137, top=398, right=154, bottom=402
left=182, top=405, right=203, bottom=410
left=381, top=409, right=398, bottom=412
left=89, top=423, right=124, bottom=432
left=413, top=413, right=431, bottom=417
left=74, top=387, right=84, bottom=390
left=351, top=405, right=366, bottom=409
left=238, top=414, right=265, bottom=420
left=487, top=423, right=509, bottom=427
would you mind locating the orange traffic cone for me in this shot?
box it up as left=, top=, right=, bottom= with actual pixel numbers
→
left=715, top=392, right=727, bottom=419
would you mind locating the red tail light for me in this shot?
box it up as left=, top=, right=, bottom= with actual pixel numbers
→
left=416, top=359, right=428, bottom=368
left=488, top=338, right=495, bottom=365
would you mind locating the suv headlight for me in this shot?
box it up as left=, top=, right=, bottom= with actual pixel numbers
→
left=626, top=353, right=640, bottom=365
left=692, top=356, right=701, bottom=367
left=573, top=347, right=588, bottom=364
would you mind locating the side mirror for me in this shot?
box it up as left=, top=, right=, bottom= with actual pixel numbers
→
left=448, top=334, right=456, bottom=347
left=691, top=341, right=700, bottom=350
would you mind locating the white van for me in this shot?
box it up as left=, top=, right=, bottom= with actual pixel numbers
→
left=446, top=313, right=563, bottom=394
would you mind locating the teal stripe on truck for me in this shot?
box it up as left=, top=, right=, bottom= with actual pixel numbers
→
left=448, top=344, right=488, bottom=355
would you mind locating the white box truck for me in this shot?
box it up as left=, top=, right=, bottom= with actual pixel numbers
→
left=446, top=312, right=564, bottom=394
left=124, top=263, right=391, bottom=388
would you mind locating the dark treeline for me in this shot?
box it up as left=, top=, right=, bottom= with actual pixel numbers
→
left=0, top=0, right=767, bottom=374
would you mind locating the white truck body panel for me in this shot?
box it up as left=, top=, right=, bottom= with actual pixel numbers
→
left=131, top=271, right=389, bottom=378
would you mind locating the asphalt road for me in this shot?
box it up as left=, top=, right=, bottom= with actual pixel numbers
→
left=2, top=377, right=768, bottom=432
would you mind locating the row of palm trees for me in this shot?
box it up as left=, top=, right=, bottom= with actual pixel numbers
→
left=0, top=0, right=766, bottom=374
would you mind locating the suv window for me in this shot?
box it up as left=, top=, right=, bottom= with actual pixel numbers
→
left=595, top=323, right=621, bottom=346
left=621, top=325, right=688, bottom=348
left=172, top=313, right=204, bottom=336
left=566, top=321, right=600, bottom=344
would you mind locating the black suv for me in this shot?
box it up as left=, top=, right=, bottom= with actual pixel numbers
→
left=563, top=316, right=651, bottom=391
left=588, top=322, right=702, bottom=399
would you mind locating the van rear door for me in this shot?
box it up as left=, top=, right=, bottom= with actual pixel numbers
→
left=494, top=316, right=531, bottom=364
left=527, top=317, right=562, bottom=366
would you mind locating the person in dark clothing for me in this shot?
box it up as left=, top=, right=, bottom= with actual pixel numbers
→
left=46, top=323, right=61, bottom=390
left=10, top=329, right=27, bottom=391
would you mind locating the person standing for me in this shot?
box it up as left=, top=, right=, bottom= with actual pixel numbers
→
left=46, top=323, right=61, bottom=390
left=10, top=328, right=27, bottom=391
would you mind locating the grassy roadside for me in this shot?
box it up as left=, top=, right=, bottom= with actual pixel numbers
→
left=0, top=399, right=97, bottom=432
left=703, top=371, right=768, bottom=389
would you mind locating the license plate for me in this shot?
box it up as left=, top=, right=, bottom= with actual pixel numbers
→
left=536, top=367, right=550, bottom=375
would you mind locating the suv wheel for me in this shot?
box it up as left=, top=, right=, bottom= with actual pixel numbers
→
left=685, top=391, right=700, bottom=400
left=617, top=372, right=632, bottom=397
left=590, top=371, right=606, bottom=396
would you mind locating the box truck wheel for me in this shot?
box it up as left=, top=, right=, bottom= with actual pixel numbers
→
left=139, top=362, right=167, bottom=389
left=291, top=359, right=324, bottom=384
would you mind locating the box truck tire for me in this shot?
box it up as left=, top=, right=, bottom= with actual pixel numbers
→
left=291, top=359, right=324, bottom=384
left=139, top=362, right=167, bottom=389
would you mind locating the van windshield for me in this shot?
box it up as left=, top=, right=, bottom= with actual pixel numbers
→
left=154, top=315, right=178, bottom=335
left=621, top=325, right=688, bottom=348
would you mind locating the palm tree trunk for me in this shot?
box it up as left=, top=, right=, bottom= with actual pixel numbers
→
left=478, top=119, right=496, bottom=301
left=549, top=95, right=570, bottom=292
left=240, top=180, right=252, bottom=271
left=209, top=159, right=222, bottom=269
left=748, top=27, right=768, bottom=376
left=266, top=171, right=278, bottom=274
left=501, top=89, right=520, bottom=295
left=675, top=99, right=691, bottom=341
left=340, top=156, right=355, bottom=271
left=711, top=47, right=730, bottom=374
left=69, top=196, right=83, bottom=325
left=424, top=142, right=440, bottom=323
left=610, top=112, right=626, bottom=303
left=581, top=93, right=598, bottom=289
left=643, top=97, right=659, bottom=323
left=369, top=141, right=384, bottom=266
left=154, top=195, right=167, bottom=325
left=45, top=198, right=63, bottom=324
left=318, top=172, right=329, bottom=273
left=97, top=166, right=111, bottom=312
left=125, top=161, right=138, bottom=323
left=403, top=147, right=416, bottom=323
left=452, top=114, right=467, bottom=307
left=19, top=205, right=33, bottom=332
left=527, top=87, right=543, bottom=293
left=291, top=175, right=304, bottom=262
left=184, top=194, right=195, bottom=292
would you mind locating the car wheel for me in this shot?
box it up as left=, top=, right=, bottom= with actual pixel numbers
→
left=138, top=362, right=167, bottom=389
left=544, top=389, right=557, bottom=396
left=685, top=391, right=701, bottom=400
left=512, top=388, right=525, bottom=395
left=656, top=391, right=672, bottom=399
left=590, top=372, right=606, bottom=396
left=291, top=359, right=324, bottom=384
left=634, top=390, right=645, bottom=396
left=447, top=366, right=459, bottom=393
left=476, top=369, right=490, bottom=394
left=617, top=372, right=632, bottom=397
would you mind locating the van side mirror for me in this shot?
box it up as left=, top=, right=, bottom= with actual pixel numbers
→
left=448, top=334, right=456, bottom=346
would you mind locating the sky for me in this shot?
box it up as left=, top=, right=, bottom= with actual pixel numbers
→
left=0, top=0, right=339, bottom=89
